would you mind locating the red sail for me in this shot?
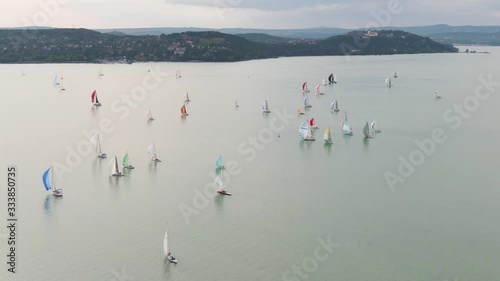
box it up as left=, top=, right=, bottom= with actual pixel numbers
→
left=310, top=118, right=315, bottom=126
left=91, top=90, right=96, bottom=103
left=302, top=82, right=307, bottom=91
left=180, top=105, right=186, bottom=115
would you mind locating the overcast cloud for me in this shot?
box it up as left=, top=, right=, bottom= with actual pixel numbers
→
left=0, top=0, right=498, bottom=29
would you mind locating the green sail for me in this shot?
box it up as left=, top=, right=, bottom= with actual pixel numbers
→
left=122, top=153, right=129, bottom=166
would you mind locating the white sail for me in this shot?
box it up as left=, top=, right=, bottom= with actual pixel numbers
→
left=109, top=156, right=121, bottom=175
left=262, top=100, right=270, bottom=112
left=163, top=226, right=170, bottom=257
left=304, top=96, right=311, bottom=107
left=363, top=122, right=372, bottom=138
left=214, top=174, right=223, bottom=191
left=185, top=92, right=190, bottom=101
left=91, top=133, right=102, bottom=154
left=147, top=110, right=153, bottom=120
left=385, top=77, right=392, bottom=87
left=148, top=143, right=156, bottom=157
left=322, top=78, right=327, bottom=85
left=370, top=120, right=377, bottom=131
left=330, top=100, right=338, bottom=111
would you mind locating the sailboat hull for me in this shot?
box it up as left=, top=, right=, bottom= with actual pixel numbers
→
left=217, top=190, right=232, bottom=196
left=124, top=165, right=135, bottom=169
left=167, top=256, right=178, bottom=263
left=93, top=103, right=102, bottom=106
left=52, top=189, right=63, bottom=197
left=152, top=158, right=162, bottom=162
left=112, top=173, right=123, bottom=177
left=98, top=153, right=107, bottom=158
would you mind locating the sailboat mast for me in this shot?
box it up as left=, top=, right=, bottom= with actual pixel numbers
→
left=51, top=166, right=55, bottom=191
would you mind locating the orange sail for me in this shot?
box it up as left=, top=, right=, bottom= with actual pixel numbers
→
left=180, top=104, right=187, bottom=115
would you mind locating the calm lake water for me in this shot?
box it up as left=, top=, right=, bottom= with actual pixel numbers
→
left=1, top=46, right=500, bottom=281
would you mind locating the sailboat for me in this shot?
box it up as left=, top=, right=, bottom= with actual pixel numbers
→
left=315, top=84, right=324, bottom=95
left=176, top=69, right=182, bottom=79
left=91, top=90, right=101, bottom=106
left=304, top=96, right=312, bottom=108
left=147, top=109, right=154, bottom=121
left=98, top=68, right=104, bottom=77
left=262, top=100, right=271, bottom=113
left=148, top=142, right=161, bottom=162
left=42, top=166, right=63, bottom=197
left=122, top=152, right=134, bottom=169
left=297, top=106, right=305, bottom=115
left=53, top=75, right=60, bottom=86
left=385, top=77, right=392, bottom=88
left=328, top=74, right=337, bottom=84
left=330, top=100, right=339, bottom=112
left=59, top=74, right=64, bottom=80
left=109, top=156, right=123, bottom=177
left=215, top=172, right=231, bottom=196
left=323, top=127, right=333, bottom=144
left=322, top=78, right=327, bottom=86
left=342, top=111, right=353, bottom=135
left=370, top=120, right=381, bottom=133
left=235, top=100, right=239, bottom=108
left=435, top=91, right=441, bottom=99
left=393, top=71, right=398, bottom=78
left=180, top=104, right=188, bottom=116
left=302, top=82, right=310, bottom=93
left=299, top=120, right=315, bottom=141
left=59, top=81, right=66, bottom=91
left=184, top=92, right=190, bottom=102
left=310, top=118, right=319, bottom=129
left=21, top=70, right=26, bottom=76
left=363, top=122, right=373, bottom=138
left=163, top=225, right=178, bottom=263
left=90, top=132, right=107, bottom=158
left=215, top=156, right=225, bottom=170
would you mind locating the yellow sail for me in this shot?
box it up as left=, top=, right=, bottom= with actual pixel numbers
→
left=323, top=127, right=332, bottom=143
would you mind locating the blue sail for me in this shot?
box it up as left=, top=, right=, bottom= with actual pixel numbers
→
left=215, top=156, right=222, bottom=169
left=42, top=167, right=51, bottom=191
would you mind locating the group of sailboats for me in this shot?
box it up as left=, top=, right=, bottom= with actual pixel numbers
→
left=363, top=120, right=382, bottom=138
left=299, top=120, right=315, bottom=141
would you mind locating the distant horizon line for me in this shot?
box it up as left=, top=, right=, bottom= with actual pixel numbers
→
left=2, top=23, right=500, bottom=31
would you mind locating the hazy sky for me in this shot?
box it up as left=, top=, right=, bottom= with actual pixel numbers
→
left=1, top=0, right=499, bottom=29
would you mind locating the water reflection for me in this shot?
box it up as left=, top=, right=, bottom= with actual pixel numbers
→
left=161, top=259, right=173, bottom=279
left=342, top=134, right=352, bottom=145
left=149, top=160, right=158, bottom=172
left=43, top=194, right=63, bottom=217
left=362, top=137, right=370, bottom=152
left=323, top=143, right=332, bottom=155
